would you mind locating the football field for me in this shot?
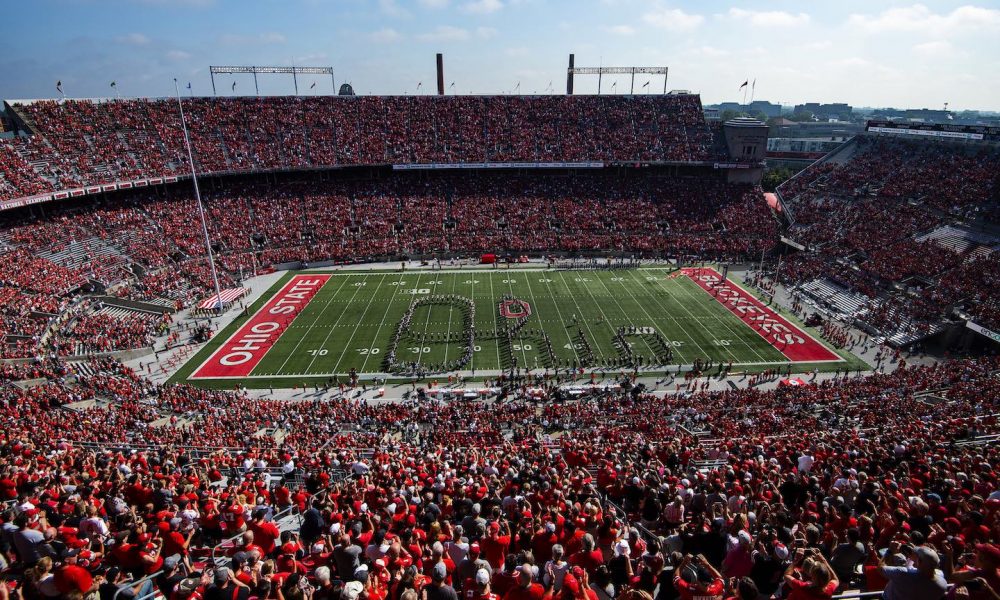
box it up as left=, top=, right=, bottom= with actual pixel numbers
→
left=175, top=266, right=853, bottom=388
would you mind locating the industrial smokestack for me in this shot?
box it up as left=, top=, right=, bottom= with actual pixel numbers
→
left=436, top=53, right=445, bottom=95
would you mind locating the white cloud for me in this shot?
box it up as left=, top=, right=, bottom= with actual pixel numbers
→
left=642, top=5, right=704, bottom=32
left=913, top=40, right=964, bottom=58
left=416, top=25, right=471, bottom=42
left=166, top=50, right=192, bottom=60
left=259, top=32, right=286, bottom=44
left=117, top=33, right=151, bottom=46
left=800, top=40, right=833, bottom=51
left=848, top=4, right=1000, bottom=35
left=461, top=0, right=503, bottom=15
left=379, top=0, right=411, bottom=18
left=725, top=8, right=810, bottom=27
left=418, top=0, right=448, bottom=7
left=476, top=26, right=498, bottom=39
left=608, top=25, right=636, bottom=36
left=505, top=46, right=529, bottom=57
left=369, top=28, right=402, bottom=43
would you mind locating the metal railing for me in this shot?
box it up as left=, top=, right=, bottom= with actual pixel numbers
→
left=112, top=569, right=163, bottom=600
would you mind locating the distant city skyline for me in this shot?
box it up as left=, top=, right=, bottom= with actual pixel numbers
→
left=1, top=0, right=999, bottom=110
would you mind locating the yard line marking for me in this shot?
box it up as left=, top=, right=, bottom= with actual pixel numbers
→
left=285, top=274, right=365, bottom=374
left=330, top=273, right=391, bottom=375
left=442, top=274, right=460, bottom=366
left=555, top=271, right=608, bottom=361
left=504, top=273, right=529, bottom=369
left=266, top=275, right=351, bottom=376
left=668, top=271, right=767, bottom=363
left=623, top=269, right=707, bottom=361
left=524, top=272, right=580, bottom=365
left=360, top=271, right=408, bottom=373
left=487, top=272, right=503, bottom=368
left=597, top=271, right=673, bottom=364
left=586, top=271, right=659, bottom=360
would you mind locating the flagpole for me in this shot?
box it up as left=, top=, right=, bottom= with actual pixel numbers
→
left=174, top=78, right=224, bottom=315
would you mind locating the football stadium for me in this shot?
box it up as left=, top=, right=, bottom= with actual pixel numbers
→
left=1, top=2, right=999, bottom=599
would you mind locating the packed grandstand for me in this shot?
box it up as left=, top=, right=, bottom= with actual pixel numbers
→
left=0, top=89, right=998, bottom=600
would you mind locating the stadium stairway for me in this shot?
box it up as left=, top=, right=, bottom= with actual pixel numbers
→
left=798, top=278, right=870, bottom=319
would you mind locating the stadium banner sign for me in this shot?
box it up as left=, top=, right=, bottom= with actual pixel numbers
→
left=118, top=181, right=133, bottom=189
left=102, top=184, right=117, bottom=192
left=967, top=321, right=1000, bottom=344
left=780, top=237, right=806, bottom=251
left=85, top=186, right=102, bottom=194
left=191, top=274, right=332, bottom=379
left=868, top=126, right=984, bottom=141
left=135, top=179, right=148, bottom=187
left=164, top=176, right=179, bottom=183
left=0, top=193, right=53, bottom=211
left=70, top=189, right=85, bottom=197
left=713, top=162, right=752, bottom=169
left=53, top=191, right=70, bottom=200
left=392, top=162, right=603, bottom=170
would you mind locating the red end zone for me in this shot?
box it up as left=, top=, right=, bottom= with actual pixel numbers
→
left=191, top=274, right=331, bottom=379
left=682, top=268, right=841, bottom=362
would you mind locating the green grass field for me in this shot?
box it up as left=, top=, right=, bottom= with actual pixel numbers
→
left=172, top=267, right=865, bottom=389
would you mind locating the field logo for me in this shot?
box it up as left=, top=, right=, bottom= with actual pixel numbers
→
left=500, top=299, right=532, bottom=319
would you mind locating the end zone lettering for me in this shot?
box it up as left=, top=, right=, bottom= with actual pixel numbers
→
left=191, top=275, right=331, bottom=379
left=683, top=268, right=841, bottom=363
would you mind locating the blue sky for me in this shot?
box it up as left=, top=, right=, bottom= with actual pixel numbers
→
left=2, top=0, right=999, bottom=110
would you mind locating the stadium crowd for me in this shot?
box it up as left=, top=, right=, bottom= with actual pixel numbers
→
left=0, top=94, right=722, bottom=202
left=0, top=173, right=778, bottom=358
left=776, top=136, right=1000, bottom=335
left=0, top=353, right=996, bottom=600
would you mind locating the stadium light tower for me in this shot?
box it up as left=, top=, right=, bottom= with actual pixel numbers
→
left=173, top=78, right=224, bottom=315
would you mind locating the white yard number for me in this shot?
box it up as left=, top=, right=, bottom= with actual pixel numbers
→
left=502, top=279, right=516, bottom=284
left=402, top=288, right=430, bottom=294
left=670, top=340, right=685, bottom=347
left=538, top=278, right=553, bottom=283
left=389, top=281, right=407, bottom=286
left=646, top=276, right=658, bottom=281
left=473, top=345, right=482, bottom=352
left=354, top=281, right=367, bottom=287
left=408, top=347, right=432, bottom=354
left=575, top=278, right=591, bottom=282
left=610, top=277, right=624, bottom=282
left=511, top=344, right=532, bottom=351
left=307, top=349, right=328, bottom=356
left=464, top=280, right=479, bottom=284
left=356, top=348, right=380, bottom=355
left=712, top=339, right=732, bottom=346
left=428, top=280, right=443, bottom=285
left=563, top=343, right=582, bottom=350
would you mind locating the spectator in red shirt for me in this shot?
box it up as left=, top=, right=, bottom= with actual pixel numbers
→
left=481, top=522, right=511, bottom=571
left=674, top=555, right=725, bottom=600
left=568, top=535, right=603, bottom=577
left=503, top=566, right=544, bottom=600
